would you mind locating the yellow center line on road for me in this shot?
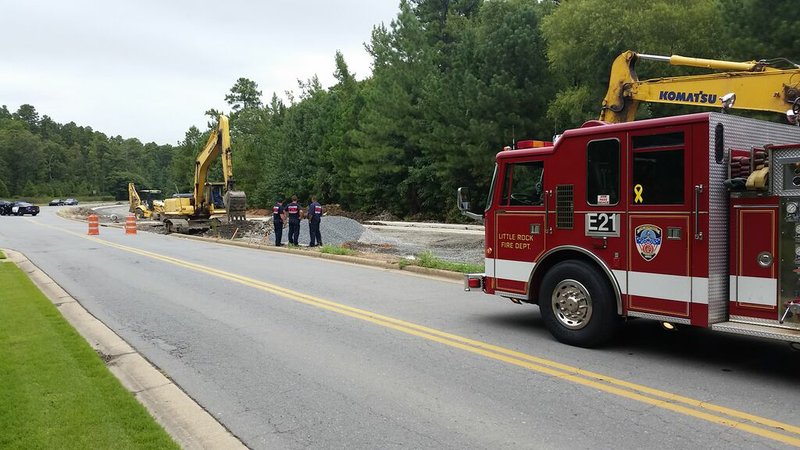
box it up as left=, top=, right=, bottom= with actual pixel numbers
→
left=35, top=220, right=800, bottom=446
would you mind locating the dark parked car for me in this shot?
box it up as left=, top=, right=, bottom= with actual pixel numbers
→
left=0, top=200, right=12, bottom=215
left=10, top=202, right=40, bottom=216
left=63, top=198, right=79, bottom=205
left=49, top=199, right=65, bottom=206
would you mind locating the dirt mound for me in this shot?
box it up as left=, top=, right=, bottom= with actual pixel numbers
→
left=321, top=205, right=400, bottom=222
left=62, top=206, right=125, bottom=222
left=202, top=220, right=272, bottom=240
left=320, top=204, right=363, bottom=221
left=247, top=209, right=269, bottom=217
left=69, top=206, right=96, bottom=218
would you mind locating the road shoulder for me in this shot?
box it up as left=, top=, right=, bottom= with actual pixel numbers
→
left=4, top=248, right=246, bottom=450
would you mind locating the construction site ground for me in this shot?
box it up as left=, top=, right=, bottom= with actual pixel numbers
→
left=72, top=205, right=485, bottom=265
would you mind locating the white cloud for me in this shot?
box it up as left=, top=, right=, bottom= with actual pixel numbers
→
left=1, top=0, right=399, bottom=144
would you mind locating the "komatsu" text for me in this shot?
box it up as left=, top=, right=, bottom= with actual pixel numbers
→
left=658, top=90, right=718, bottom=104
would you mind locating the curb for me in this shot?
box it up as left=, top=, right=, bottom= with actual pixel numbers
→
left=3, top=248, right=247, bottom=450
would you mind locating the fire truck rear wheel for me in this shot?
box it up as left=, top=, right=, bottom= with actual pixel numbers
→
left=539, top=260, right=619, bottom=348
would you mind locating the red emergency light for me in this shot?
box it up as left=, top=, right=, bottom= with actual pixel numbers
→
left=515, top=140, right=552, bottom=149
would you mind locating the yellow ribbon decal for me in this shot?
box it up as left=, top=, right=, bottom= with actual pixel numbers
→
left=634, top=184, right=643, bottom=203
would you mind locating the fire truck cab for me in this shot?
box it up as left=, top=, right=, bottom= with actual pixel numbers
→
left=459, top=112, right=800, bottom=347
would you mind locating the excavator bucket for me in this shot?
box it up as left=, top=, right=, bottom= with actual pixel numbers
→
left=224, top=190, right=247, bottom=222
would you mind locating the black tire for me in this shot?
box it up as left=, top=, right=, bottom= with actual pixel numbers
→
left=135, top=209, right=144, bottom=220
left=164, top=221, right=173, bottom=234
left=538, top=260, right=620, bottom=348
left=32, top=213, right=37, bottom=216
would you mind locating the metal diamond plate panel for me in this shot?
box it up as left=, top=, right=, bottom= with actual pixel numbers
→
left=707, top=113, right=800, bottom=324
left=771, top=146, right=800, bottom=196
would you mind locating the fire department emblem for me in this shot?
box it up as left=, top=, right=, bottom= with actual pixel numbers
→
left=635, top=224, right=662, bottom=261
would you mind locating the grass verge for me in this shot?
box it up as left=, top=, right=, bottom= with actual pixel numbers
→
left=320, top=244, right=357, bottom=256
left=0, top=262, right=179, bottom=449
left=412, top=251, right=484, bottom=273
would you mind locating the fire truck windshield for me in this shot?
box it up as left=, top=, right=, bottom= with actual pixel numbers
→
left=500, top=161, right=544, bottom=206
left=486, top=163, right=498, bottom=210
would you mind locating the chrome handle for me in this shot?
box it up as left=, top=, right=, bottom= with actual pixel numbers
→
left=694, top=184, right=703, bottom=240
left=544, top=190, right=553, bottom=234
left=780, top=301, right=800, bottom=324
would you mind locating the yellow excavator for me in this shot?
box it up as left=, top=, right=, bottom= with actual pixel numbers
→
left=161, top=115, right=247, bottom=233
left=128, top=182, right=164, bottom=219
left=600, top=50, right=800, bottom=123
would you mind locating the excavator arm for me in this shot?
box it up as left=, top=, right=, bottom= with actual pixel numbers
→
left=128, top=182, right=141, bottom=214
left=600, top=50, right=800, bottom=123
left=192, top=115, right=247, bottom=221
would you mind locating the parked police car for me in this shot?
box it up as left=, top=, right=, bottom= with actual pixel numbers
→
left=10, top=201, right=39, bottom=216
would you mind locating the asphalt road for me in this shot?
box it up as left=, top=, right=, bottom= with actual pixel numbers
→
left=2, top=207, right=800, bottom=449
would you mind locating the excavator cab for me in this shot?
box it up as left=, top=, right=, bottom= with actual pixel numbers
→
left=141, top=189, right=163, bottom=210
left=207, top=184, right=225, bottom=209
left=203, top=182, right=246, bottom=221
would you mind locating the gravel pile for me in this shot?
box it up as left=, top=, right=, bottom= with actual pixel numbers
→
left=359, top=228, right=485, bottom=264
left=357, top=228, right=417, bottom=255
left=240, top=216, right=367, bottom=246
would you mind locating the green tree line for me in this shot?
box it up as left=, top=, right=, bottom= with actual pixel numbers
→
left=1, top=0, right=795, bottom=219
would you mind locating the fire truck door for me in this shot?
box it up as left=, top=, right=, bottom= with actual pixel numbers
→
left=627, top=131, right=694, bottom=318
left=493, top=161, right=545, bottom=296
left=730, top=203, right=778, bottom=318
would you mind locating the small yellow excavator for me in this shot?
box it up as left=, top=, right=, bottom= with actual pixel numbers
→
left=161, top=115, right=247, bottom=233
left=600, top=50, right=800, bottom=123
left=128, top=182, right=164, bottom=219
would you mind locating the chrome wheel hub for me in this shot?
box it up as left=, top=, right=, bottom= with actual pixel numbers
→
left=551, top=279, right=592, bottom=330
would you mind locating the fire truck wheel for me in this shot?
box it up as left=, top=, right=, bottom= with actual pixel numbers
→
left=539, top=260, right=619, bottom=347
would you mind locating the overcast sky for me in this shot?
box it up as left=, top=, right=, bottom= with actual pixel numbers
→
left=1, top=1, right=400, bottom=145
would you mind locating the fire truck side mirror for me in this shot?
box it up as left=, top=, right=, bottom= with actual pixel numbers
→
left=457, top=187, right=471, bottom=212
left=457, top=187, right=484, bottom=223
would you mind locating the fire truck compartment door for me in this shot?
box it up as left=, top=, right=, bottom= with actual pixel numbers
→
left=731, top=207, right=778, bottom=317
left=628, top=215, right=691, bottom=318
left=494, top=213, right=544, bottom=295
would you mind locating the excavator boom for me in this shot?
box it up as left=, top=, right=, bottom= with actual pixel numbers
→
left=161, top=114, right=246, bottom=233
left=600, top=50, right=800, bottom=123
left=128, top=182, right=141, bottom=214
left=192, top=115, right=247, bottom=222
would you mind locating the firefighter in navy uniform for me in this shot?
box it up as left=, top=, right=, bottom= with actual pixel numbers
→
left=286, top=195, right=302, bottom=245
left=272, top=199, right=286, bottom=246
left=308, top=195, right=323, bottom=247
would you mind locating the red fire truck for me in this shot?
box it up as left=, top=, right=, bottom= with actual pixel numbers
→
left=458, top=112, right=800, bottom=347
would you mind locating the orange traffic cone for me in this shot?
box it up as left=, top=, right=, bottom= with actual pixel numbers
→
left=125, top=214, right=137, bottom=235
left=87, top=214, right=99, bottom=235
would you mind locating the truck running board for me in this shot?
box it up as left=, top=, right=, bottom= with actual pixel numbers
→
left=711, top=321, right=800, bottom=343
